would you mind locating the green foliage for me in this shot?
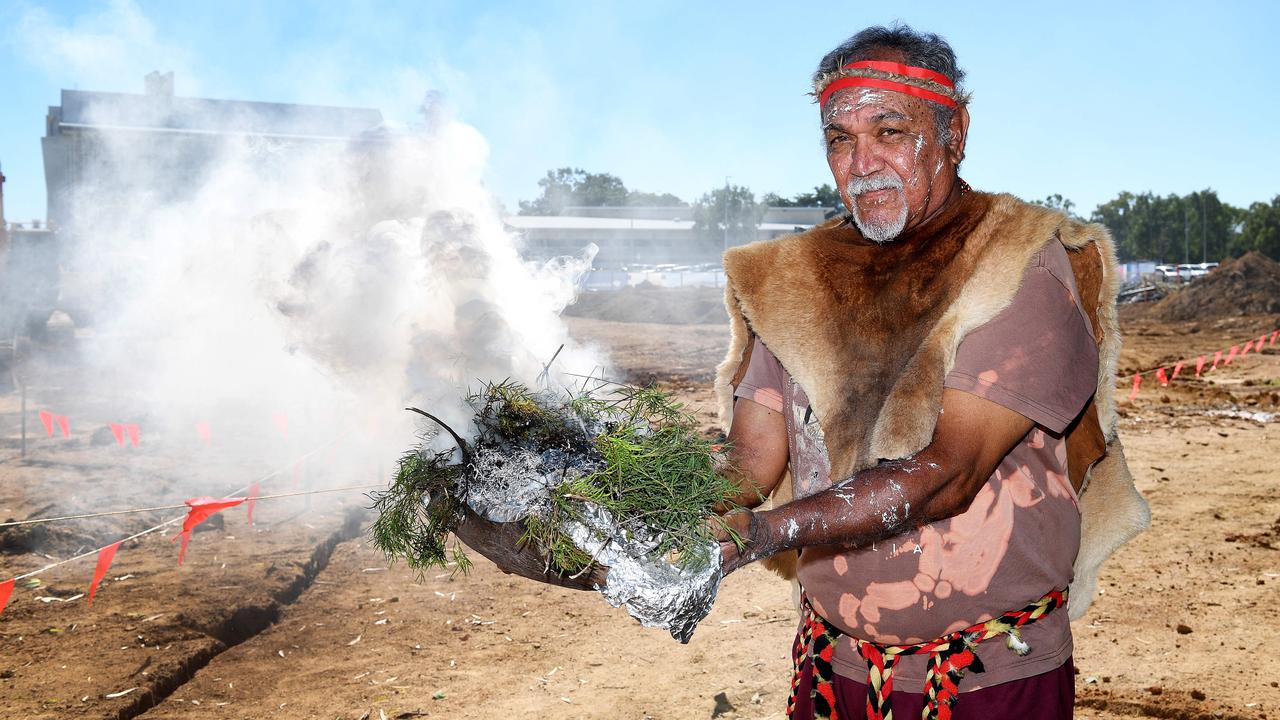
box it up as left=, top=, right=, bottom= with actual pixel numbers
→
left=1031, top=194, right=1082, bottom=221
left=370, top=380, right=741, bottom=578
left=626, top=189, right=687, bottom=207
left=766, top=184, right=842, bottom=209
left=547, top=385, right=742, bottom=572
left=368, top=447, right=468, bottom=576
left=518, top=167, right=685, bottom=215
left=1089, top=189, right=1258, bottom=264
left=519, top=512, right=595, bottom=575
left=692, top=184, right=765, bottom=249
left=1238, top=196, right=1280, bottom=260
left=515, top=162, right=1280, bottom=263
left=469, top=380, right=593, bottom=451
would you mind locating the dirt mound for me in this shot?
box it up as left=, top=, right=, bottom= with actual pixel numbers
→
left=564, top=285, right=728, bottom=324
left=1150, top=251, right=1280, bottom=321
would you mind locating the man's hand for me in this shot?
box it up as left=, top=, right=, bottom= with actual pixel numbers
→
left=711, top=508, right=756, bottom=574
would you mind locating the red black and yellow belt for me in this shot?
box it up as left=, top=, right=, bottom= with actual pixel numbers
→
left=786, top=587, right=1068, bottom=720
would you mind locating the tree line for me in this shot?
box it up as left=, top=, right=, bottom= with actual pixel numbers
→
left=1083, top=191, right=1279, bottom=264
left=518, top=168, right=1280, bottom=262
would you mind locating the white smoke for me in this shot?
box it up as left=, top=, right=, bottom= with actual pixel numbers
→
left=10, top=0, right=199, bottom=94
left=59, top=91, right=604, bottom=479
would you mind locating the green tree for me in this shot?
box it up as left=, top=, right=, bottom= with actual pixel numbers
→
left=519, top=168, right=684, bottom=214
left=1090, top=191, right=1136, bottom=259
left=1089, top=189, right=1243, bottom=263
left=692, top=185, right=765, bottom=249
left=1186, top=190, right=1241, bottom=262
left=1237, top=195, right=1280, bottom=260
left=793, top=184, right=842, bottom=208
left=761, top=191, right=793, bottom=207
left=625, top=190, right=686, bottom=207
left=763, top=184, right=842, bottom=208
left=518, top=168, right=628, bottom=214
left=1031, top=194, right=1082, bottom=221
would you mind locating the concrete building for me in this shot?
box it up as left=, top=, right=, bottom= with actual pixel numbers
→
left=29, top=73, right=387, bottom=332
left=36, top=71, right=837, bottom=277
left=507, top=206, right=837, bottom=268
left=1, top=159, right=57, bottom=336
left=41, top=71, right=385, bottom=231
left=558, top=205, right=836, bottom=226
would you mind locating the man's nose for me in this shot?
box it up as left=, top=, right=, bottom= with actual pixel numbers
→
left=850, top=139, right=883, bottom=177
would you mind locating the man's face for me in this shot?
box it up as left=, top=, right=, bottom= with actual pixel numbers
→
left=822, top=86, right=964, bottom=242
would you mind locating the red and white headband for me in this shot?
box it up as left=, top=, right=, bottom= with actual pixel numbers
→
left=815, top=60, right=966, bottom=109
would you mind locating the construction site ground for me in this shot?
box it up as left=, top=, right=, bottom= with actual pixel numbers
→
left=1, top=304, right=1278, bottom=720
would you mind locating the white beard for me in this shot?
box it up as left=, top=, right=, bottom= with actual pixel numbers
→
left=849, top=191, right=909, bottom=243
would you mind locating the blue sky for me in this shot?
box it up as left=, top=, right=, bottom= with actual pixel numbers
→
left=1, top=0, right=1277, bottom=222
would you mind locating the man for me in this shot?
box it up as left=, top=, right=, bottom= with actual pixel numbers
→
left=711, top=26, right=1150, bottom=720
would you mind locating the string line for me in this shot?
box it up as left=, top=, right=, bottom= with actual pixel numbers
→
left=0, top=483, right=381, bottom=528
left=1128, top=327, right=1277, bottom=379
left=5, top=442, right=352, bottom=581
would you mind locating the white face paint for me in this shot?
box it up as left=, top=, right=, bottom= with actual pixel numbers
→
left=845, top=170, right=909, bottom=242
left=822, top=83, right=963, bottom=241
left=821, top=91, right=888, bottom=126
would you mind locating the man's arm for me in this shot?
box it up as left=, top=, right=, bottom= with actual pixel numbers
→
left=718, top=387, right=1034, bottom=574
left=717, top=397, right=790, bottom=511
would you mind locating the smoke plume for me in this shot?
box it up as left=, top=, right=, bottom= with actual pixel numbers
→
left=57, top=91, right=603, bottom=481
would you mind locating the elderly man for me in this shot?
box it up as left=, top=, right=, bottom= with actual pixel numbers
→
left=711, top=26, right=1149, bottom=720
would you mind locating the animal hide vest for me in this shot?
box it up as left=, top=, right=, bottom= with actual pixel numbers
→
left=713, top=191, right=1150, bottom=620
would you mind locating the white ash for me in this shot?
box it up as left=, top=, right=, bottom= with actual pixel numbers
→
left=564, top=502, right=721, bottom=644
left=1203, top=408, right=1276, bottom=424
left=451, top=393, right=717, bottom=642
left=463, top=446, right=603, bottom=523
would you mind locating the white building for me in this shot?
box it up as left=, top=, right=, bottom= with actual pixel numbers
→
left=506, top=207, right=836, bottom=268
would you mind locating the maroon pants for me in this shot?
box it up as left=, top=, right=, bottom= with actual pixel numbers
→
left=789, top=656, right=1075, bottom=720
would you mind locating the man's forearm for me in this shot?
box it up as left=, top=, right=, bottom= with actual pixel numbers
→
left=725, top=454, right=965, bottom=571
left=716, top=389, right=1034, bottom=574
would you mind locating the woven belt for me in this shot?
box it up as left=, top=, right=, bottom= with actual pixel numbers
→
left=785, top=588, right=1068, bottom=720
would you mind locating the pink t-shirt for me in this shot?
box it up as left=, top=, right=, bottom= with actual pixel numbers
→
left=733, top=240, right=1098, bottom=690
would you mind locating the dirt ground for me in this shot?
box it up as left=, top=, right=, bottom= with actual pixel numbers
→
left=1, top=306, right=1278, bottom=719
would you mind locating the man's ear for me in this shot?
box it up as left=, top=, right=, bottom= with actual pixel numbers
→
left=949, top=106, right=970, bottom=165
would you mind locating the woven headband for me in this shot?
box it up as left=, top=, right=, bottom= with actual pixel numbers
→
left=815, top=60, right=963, bottom=109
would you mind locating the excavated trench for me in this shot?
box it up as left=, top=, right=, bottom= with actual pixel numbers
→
left=112, top=506, right=367, bottom=720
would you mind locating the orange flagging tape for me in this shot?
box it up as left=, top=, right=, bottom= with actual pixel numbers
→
left=1128, top=327, right=1277, bottom=400
left=173, top=498, right=246, bottom=565
left=88, top=542, right=121, bottom=605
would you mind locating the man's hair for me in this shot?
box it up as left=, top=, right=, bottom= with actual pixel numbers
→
left=814, top=24, right=966, bottom=145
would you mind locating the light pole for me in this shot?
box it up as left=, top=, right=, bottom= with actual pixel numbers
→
left=723, top=176, right=731, bottom=252
left=1199, top=192, right=1207, bottom=264
left=1183, top=203, right=1189, bottom=265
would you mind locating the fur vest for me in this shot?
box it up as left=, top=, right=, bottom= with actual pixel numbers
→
left=713, top=191, right=1150, bottom=620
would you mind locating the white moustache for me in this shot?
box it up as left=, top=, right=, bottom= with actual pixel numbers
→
left=847, top=174, right=904, bottom=196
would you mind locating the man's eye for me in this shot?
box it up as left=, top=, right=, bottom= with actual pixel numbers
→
left=880, top=128, right=902, bottom=136
left=828, top=134, right=849, bottom=145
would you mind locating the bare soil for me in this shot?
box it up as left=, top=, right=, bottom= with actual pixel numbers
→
left=1149, top=252, right=1280, bottom=322
left=1, top=308, right=1278, bottom=719
left=564, top=287, right=729, bottom=326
